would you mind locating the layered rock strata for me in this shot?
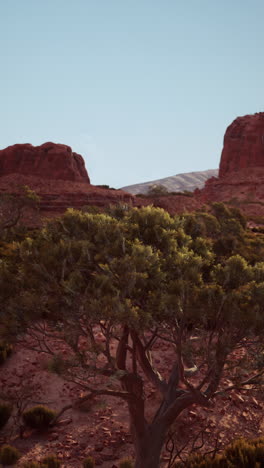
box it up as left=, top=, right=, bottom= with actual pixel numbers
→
left=0, top=143, right=134, bottom=224
left=219, top=113, right=264, bottom=177
left=0, top=142, right=90, bottom=183
left=197, top=113, right=264, bottom=216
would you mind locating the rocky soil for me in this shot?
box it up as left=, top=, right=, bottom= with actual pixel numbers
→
left=0, top=332, right=263, bottom=467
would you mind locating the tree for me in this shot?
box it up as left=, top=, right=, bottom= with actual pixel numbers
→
left=147, top=184, right=169, bottom=196
left=0, top=185, right=40, bottom=240
left=3, top=207, right=264, bottom=468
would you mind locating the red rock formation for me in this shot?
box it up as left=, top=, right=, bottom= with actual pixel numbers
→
left=136, top=113, right=264, bottom=217
left=0, top=143, right=135, bottom=225
left=0, top=142, right=90, bottom=183
left=4, top=112, right=264, bottom=224
left=219, top=113, right=264, bottom=177
left=196, top=113, right=264, bottom=217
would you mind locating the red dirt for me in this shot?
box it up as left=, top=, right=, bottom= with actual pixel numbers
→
left=0, top=332, right=263, bottom=467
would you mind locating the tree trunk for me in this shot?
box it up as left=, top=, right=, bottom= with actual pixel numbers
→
left=134, top=424, right=165, bottom=468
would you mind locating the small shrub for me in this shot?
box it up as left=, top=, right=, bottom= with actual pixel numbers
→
left=225, top=437, right=264, bottom=466
left=119, top=458, right=134, bottom=468
left=147, top=184, right=168, bottom=196
left=0, top=341, right=13, bottom=364
left=81, top=205, right=101, bottom=214
left=23, top=405, right=56, bottom=430
left=0, top=444, right=20, bottom=465
left=47, top=354, right=65, bottom=375
left=41, top=454, right=61, bottom=467
left=174, top=437, right=264, bottom=467
left=97, top=184, right=116, bottom=190
left=83, top=456, right=95, bottom=468
left=170, top=190, right=194, bottom=197
left=0, top=401, right=12, bottom=429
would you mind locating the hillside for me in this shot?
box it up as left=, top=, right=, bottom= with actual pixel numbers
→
left=121, top=169, right=218, bottom=194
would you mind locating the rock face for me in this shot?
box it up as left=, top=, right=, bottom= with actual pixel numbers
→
left=3, top=112, right=264, bottom=225
left=219, top=113, right=264, bottom=177
left=196, top=113, right=264, bottom=217
left=0, top=143, right=135, bottom=225
left=0, top=142, right=90, bottom=183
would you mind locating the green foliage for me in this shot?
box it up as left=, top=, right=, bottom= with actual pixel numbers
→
left=83, top=456, right=95, bottom=468
left=175, top=437, right=264, bottom=467
left=119, top=458, right=134, bottom=468
left=22, top=405, right=56, bottom=430
left=0, top=340, right=13, bottom=364
left=81, top=205, right=101, bottom=214
left=0, top=186, right=40, bottom=241
left=170, top=190, right=194, bottom=196
left=183, top=212, right=220, bottom=239
left=2, top=204, right=264, bottom=468
left=136, top=189, right=194, bottom=197
left=46, top=354, right=66, bottom=375
left=225, top=437, right=264, bottom=466
left=106, top=202, right=132, bottom=219
left=97, top=184, right=110, bottom=189
left=181, top=204, right=252, bottom=259
left=0, top=444, right=20, bottom=465
left=0, top=401, right=12, bottom=429
left=41, top=455, right=61, bottom=468
left=96, top=184, right=117, bottom=190
left=213, top=236, right=238, bottom=257
left=147, top=184, right=168, bottom=196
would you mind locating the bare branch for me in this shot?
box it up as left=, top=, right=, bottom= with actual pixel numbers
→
left=214, top=368, right=264, bottom=396
left=130, top=329, right=167, bottom=395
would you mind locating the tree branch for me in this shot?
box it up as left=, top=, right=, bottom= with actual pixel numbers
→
left=116, top=325, right=129, bottom=371
left=130, top=329, right=167, bottom=395
left=214, top=368, right=264, bottom=396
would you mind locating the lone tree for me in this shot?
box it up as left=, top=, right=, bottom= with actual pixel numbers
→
left=147, top=184, right=169, bottom=196
left=3, top=206, right=264, bottom=468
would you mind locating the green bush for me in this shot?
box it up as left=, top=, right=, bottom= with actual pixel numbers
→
left=41, top=454, right=61, bottom=468
left=83, top=456, right=95, bottom=468
left=147, top=184, right=168, bottom=196
left=225, top=437, right=264, bottom=467
left=0, top=401, right=12, bottom=429
left=119, top=458, right=134, bottom=468
left=0, top=444, right=20, bottom=465
left=23, top=405, right=56, bottom=430
left=174, top=454, right=222, bottom=467
left=97, top=184, right=116, bottom=190
left=174, top=437, right=264, bottom=467
left=47, top=354, right=65, bottom=375
left=0, top=341, right=13, bottom=364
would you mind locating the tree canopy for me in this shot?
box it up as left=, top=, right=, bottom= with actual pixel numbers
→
left=1, top=204, right=264, bottom=468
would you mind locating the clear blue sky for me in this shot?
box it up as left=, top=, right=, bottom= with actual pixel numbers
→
left=1, top=1, right=264, bottom=187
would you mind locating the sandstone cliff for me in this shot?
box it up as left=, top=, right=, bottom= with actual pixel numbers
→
left=0, top=143, right=134, bottom=223
left=3, top=112, right=264, bottom=224
left=219, top=113, right=264, bottom=177
left=0, top=142, right=90, bottom=183
left=197, top=112, right=264, bottom=217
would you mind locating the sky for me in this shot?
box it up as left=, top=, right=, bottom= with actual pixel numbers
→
left=1, top=1, right=264, bottom=188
